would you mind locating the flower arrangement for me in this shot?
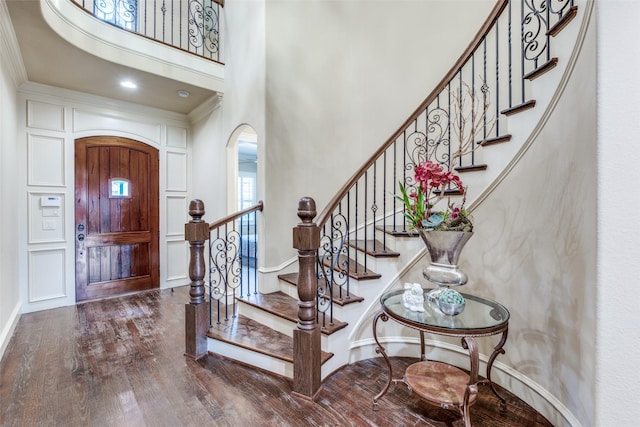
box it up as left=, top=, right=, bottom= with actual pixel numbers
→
left=397, top=160, right=473, bottom=232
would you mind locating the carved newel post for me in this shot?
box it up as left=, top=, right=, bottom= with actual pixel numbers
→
left=292, top=197, right=321, bottom=400
left=184, top=199, right=210, bottom=360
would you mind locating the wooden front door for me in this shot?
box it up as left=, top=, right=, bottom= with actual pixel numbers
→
left=75, top=136, right=159, bottom=301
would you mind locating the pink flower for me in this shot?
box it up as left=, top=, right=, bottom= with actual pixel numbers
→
left=400, top=160, right=470, bottom=230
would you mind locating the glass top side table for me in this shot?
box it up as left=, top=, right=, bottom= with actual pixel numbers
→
left=372, top=288, right=510, bottom=427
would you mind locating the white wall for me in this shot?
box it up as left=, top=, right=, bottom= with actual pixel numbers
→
left=17, top=83, right=193, bottom=313
left=596, top=1, right=640, bottom=425
left=463, top=22, right=596, bottom=426
left=189, top=96, right=227, bottom=219
left=220, top=0, right=266, bottom=216
left=260, top=0, right=495, bottom=265
left=0, top=1, right=22, bottom=360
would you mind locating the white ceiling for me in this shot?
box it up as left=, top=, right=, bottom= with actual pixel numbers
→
left=6, top=0, right=217, bottom=115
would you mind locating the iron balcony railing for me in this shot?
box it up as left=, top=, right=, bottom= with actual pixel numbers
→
left=71, top=0, right=223, bottom=62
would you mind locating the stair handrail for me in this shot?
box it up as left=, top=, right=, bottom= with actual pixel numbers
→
left=208, top=201, right=264, bottom=231
left=316, top=0, right=508, bottom=228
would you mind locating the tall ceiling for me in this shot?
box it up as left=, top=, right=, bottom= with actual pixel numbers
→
left=6, top=0, right=217, bottom=115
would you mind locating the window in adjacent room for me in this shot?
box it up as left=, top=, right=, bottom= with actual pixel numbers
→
left=94, top=0, right=138, bottom=32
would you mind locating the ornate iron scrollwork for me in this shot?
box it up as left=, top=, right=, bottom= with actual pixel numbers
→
left=94, top=0, right=137, bottom=31
left=209, top=230, right=241, bottom=301
left=522, top=0, right=549, bottom=65
left=316, top=212, right=349, bottom=327
left=402, top=104, right=452, bottom=195
left=549, top=0, right=573, bottom=18
left=189, top=0, right=220, bottom=57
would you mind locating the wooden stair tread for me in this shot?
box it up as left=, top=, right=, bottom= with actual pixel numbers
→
left=375, top=225, right=420, bottom=237
left=478, top=134, right=512, bottom=147
left=547, top=5, right=578, bottom=37
left=328, top=253, right=381, bottom=280
left=454, top=164, right=488, bottom=173
left=278, top=272, right=364, bottom=306
left=501, top=100, right=536, bottom=116
left=524, top=58, right=558, bottom=81
left=238, top=292, right=348, bottom=335
left=207, top=314, right=333, bottom=365
left=348, top=239, right=400, bottom=257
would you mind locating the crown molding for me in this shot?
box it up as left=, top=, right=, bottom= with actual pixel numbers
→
left=0, top=0, right=28, bottom=87
left=188, top=93, right=224, bottom=124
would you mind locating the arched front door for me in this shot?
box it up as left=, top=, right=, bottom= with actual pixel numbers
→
left=74, top=136, right=159, bottom=301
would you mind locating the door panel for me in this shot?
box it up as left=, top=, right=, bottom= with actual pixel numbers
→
left=75, top=136, right=159, bottom=301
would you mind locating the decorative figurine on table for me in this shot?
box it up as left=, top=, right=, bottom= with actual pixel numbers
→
left=402, top=282, right=425, bottom=312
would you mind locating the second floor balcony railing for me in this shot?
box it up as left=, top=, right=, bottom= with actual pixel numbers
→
left=72, top=0, right=223, bottom=62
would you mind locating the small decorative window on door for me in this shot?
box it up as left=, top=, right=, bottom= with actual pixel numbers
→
left=109, top=178, right=131, bottom=199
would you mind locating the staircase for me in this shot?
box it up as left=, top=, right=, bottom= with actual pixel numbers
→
left=195, top=0, right=585, bottom=390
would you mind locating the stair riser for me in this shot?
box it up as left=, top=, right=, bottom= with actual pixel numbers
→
left=237, top=301, right=295, bottom=338
left=278, top=279, right=363, bottom=322
left=207, top=339, right=293, bottom=379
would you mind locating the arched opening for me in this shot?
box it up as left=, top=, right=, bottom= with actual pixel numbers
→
left=226, top=125, right=258, bottom=214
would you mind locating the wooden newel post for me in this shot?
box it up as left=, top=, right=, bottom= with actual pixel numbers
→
left=292, top=197, right=321, bottom=400
left=184, top=199, right=210, bottom=360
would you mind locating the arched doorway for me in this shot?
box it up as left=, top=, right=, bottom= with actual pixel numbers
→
left=227, top=125, right=258, bottom=213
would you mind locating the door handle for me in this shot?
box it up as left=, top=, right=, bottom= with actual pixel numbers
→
left=77, top=225, right=86, bottom=257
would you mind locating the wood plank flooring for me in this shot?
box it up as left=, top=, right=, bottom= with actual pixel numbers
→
left=0, top=286, right=552, bottom=426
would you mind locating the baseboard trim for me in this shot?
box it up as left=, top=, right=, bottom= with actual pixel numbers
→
left=0, top=301, right=21, bottom=362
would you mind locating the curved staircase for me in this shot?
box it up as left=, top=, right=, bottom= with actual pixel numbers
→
left=196, top=0, right=587, bottom=398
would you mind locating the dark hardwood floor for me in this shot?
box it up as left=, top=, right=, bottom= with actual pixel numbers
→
left=0, top=286, right=552, bottom=426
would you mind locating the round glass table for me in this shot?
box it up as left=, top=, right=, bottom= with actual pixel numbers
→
left=372, top=288, right=510, bottom=427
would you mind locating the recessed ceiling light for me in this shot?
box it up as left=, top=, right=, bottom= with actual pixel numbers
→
left=177, top=90, right=190, bottom=98
left=120, top=80, right=137, bottom=89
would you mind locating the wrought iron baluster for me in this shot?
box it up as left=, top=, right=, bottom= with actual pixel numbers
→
left=471, top=53, right=476, bottom=166
left=483, top=36, right=488, bottom=141
left=208, top=229, right=215, bottom=327
left=382, top=151, right=387, bottom=247
left=508, top=0, right=515, bottom=107
left=447, top=82, right=452, bottom=168
left=495, top=20, right=501, bottom=136
left=363, top=172, right=368, bottom=273
left=393, top=138, right=399, bottom=233
left=252, top=211, right=258, bottom=295
left=354, top=181, right=359, bottom=276
left=239, top=215, right=245, bottom=298
left=457, top=70, right=463, bottom=169
left=522, top=0, right=550, bottom=75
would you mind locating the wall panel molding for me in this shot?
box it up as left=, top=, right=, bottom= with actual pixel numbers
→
left=166, top=195, right=187, bottom=236
left=28, top=248, right=66, bottom=302
left=165, top=151, right=187, bottom=192
left=27, top=133, right=65, bottom=187
left=27, top=100, right=65, bottom=131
